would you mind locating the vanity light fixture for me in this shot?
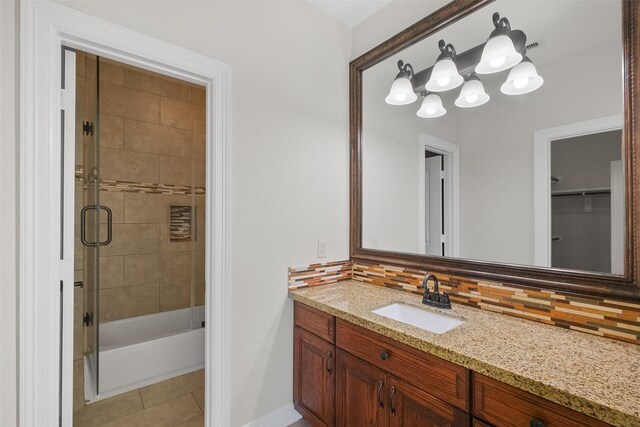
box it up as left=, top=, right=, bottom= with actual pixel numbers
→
left=425, top=40, right=464, bottom=92
left=416, top=92, right=446, bottom=118
left=385, top=12, right=540, bottom=116
left=500, top=54, right=544, bottom=95
left=385, top=60, right=418, bottom=105
left=455, top=74, right=490, bottom=108
left=476, top=12, right=522, bottom=74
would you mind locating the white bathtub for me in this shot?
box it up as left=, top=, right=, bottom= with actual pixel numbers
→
left=85, top=305, right=205, bottom=402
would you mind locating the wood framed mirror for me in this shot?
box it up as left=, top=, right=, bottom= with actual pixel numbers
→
left=350, top=0, right=640, bottom=300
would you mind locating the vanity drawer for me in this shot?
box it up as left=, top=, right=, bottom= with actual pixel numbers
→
left=335, top=318, right=469, bottom=411
left=294, top=301, right=335, bottom=343
left=473, top=373, right=611, bottom=427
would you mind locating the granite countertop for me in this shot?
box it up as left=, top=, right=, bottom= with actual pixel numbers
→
left=289, top=281, right=640, bottom=426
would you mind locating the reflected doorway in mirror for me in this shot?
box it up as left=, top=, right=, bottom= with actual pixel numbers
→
left=418, top=134, right=460, bottom=257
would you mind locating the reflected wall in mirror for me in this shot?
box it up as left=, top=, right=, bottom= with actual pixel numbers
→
left=361, top=0, right=625, bottom=275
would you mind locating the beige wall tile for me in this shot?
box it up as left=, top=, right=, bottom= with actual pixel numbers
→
left=125, top=68, right=192, bottom=102
left=101, top=81, right=160, bottom=124
left=102, top=394, right=202, bottom=427
left=191, top=87, right=205, bottom=106
left=99, top=224, right=159, bottom=257
left=125, top=120, right=193, bottom=158
left=195, top=159, right=206, bottom=188
left=100, top=146, right=159, bottom=183
left=124, top=192, right=168, bottom=224
left=124, top=253, right=163, bottom=286
left=98, top=59, right=125, bottom=86
left=100, top=283, right=159, bottom=322
left=159, top=155, right=192, bottom=186
left=76, top=52, right=85, bottom=78
left=75, top=121, right=84, bottom=166
left=100, top=256, right=124, bottom=289
left=99, top=190, right=124, bottom=224
left=100, top=114, right=125, bottom=150
left=160, top=97, right=195, bottom=130
left=159, top=280, right=191, bottom=312
left=195, top=278, right=205, bottom=307
left=73, top=359, right=85, bottom=412
left=194, top=119, right=205, bottom=134
left=160, top=251, right=192, bottom=281
left=193, top=101, right=205, bottom=121
left=194, top=131, right=205, bottom=160
left=73, top=390, right=143, bottom=426
left=74, top=288, right=84, bottom=361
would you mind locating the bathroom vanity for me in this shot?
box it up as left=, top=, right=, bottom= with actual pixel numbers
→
left=291, top=282, right=640, bottom=426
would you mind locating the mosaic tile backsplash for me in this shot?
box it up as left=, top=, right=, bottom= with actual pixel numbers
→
left=288, top=260, right=351, bottom=290
left=351, top=261, right=640, bottom=345
left=287, top=260, right=640, bottom=345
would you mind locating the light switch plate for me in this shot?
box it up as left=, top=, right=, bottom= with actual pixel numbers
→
left=317, top=239, right=327, bottom=258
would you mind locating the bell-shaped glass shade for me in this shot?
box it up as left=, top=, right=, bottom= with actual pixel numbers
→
left=476, top=34, right=522, bottom=74
left=416, top=93, right=446, bottom=118
left=425, top=58, right=463, bottom=92
left=500, top=58, right=544, bottom=95
left=385, top=76, right=418, bottom=105
left=455, top=78, right=490, bottom=108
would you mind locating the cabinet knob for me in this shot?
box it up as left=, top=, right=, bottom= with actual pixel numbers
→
left=380, top=351, right=390, bottom=360
left=530, top=418, right=545, bottom=427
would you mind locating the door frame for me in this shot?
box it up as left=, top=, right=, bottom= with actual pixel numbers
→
left=20, top=2, right=231, bottom=425
left=533, top=114, right=623, bottom=268
left=418, top=134, right=460, bottom=257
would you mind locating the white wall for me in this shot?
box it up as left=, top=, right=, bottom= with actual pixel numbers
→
left=0, top=0, right=18, bottom=425
left=3, top=1, right=350, bottom=425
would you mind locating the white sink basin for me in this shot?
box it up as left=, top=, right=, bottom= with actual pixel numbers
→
left=372, top=303, right=464, bottom=334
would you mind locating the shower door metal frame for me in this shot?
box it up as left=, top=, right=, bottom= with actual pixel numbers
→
left=19, top=3, right=232, bottom=426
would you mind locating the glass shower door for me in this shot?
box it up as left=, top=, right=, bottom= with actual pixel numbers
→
left=82, top=54, right=102, bottom=398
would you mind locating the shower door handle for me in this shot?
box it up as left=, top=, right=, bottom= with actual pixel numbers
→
left=81, top=205, right=113, bottom=247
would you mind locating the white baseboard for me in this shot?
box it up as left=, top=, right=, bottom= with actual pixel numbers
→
left=242, top=403, right=302, bottom=427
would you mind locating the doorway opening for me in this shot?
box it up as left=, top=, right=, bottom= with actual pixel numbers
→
left=69, top=50, right=206, bottom=425
left=418, top=134, right=460, bottom=257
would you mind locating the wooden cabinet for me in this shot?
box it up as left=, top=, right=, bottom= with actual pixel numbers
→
left=388, top=377, right=469, bottom=427
left=473, top=373, right=611, bottom=427
left=335, top=318, right=469, bottom=411
left=294, top=301, right=612, bottom=427
left=335, top=349, right=468, bottom=427
left=293, top=302, right=336, bottom=427
left=335, top=349, right=388, bottom=426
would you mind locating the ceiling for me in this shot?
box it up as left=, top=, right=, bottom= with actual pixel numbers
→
left=305, top=0, right=393, bottom=28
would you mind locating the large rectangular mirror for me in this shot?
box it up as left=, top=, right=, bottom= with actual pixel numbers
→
left=351, top=0, right=640, bottom=299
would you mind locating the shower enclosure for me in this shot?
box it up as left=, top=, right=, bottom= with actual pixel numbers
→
left=75, top=52, right=206, bottom=402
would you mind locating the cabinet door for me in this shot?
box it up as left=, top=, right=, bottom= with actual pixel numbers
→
left=336, top=349, right=389, bottom=427
left=388, top=376, right=469, bottom=427
left=294, top=326, right=335, bottom=427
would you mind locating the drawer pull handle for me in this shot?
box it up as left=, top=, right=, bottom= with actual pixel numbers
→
left=376, top=380, right=384, bottom=409
left=389, top=386, right=396, bottom=416
left=326, top=351, right=332, bottom=375
left=380, top=351, right=390, bottom=360
left=530, top=419, right=545, bottom=427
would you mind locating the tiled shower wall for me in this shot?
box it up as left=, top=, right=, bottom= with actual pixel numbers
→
left=287, top=260, right=640, bottom=345
left=73, top=53, right=206, bottom=411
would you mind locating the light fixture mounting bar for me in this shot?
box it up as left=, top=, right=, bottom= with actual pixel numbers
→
left=411, top=29, right=526, bottom=94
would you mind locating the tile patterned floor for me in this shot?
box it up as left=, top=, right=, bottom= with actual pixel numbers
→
left=74, top=369, right=204, bottom=427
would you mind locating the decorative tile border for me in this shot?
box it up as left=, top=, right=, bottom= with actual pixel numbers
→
left=352, top=260, right=640, bottom=345
left=75, top=165, right=205, bottom=195
left=288, top=260, right=351, bottom=290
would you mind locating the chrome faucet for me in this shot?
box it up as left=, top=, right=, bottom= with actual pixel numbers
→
left=418, top=274, right=452, bottom=309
